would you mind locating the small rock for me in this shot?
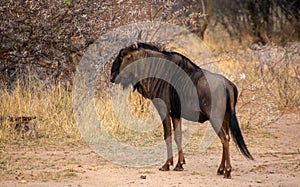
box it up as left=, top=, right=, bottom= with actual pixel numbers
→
left=140, top=175, right=146, bottom=179
left=20, top=180, right=27, bottom=184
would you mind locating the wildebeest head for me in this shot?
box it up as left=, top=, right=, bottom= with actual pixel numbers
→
left=110, top=42, right=144, bottom=87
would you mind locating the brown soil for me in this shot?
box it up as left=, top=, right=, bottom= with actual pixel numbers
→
left=1, top=111, right=299, bottom=187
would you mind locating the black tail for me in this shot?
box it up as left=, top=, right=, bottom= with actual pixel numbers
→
left=227, top=88, right=254, bottom=160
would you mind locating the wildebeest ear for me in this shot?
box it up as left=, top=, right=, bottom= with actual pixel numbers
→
left=131, top=42, right=138, bottom=49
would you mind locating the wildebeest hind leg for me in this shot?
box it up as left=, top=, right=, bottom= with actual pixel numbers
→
left=217, top=143, right=226, bottom=175
left=172, top=117, right=185, bottom=171
left=217, top=122, right=232, bottom=179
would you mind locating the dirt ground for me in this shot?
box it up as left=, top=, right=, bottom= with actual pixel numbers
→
left=1, top=111, right=299, bottom=187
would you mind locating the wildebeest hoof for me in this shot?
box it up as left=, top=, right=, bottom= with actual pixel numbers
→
left=217, top=168, right=224, bottom=175
left=159, top=166, right=170, bottom=171
left=173, top=166, right=184, bottom=171
left=224, top=170, right=232, bottom=179
left=173, top=164, right=184, bottom=171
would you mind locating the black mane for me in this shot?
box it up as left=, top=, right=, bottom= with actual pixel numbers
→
left=135, top=42, right=200, bottom=71
left=136, top=42, right=162, bottom=52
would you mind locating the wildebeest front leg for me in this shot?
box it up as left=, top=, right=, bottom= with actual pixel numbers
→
left=172, top=117, right=186, bottom=171
left=159, top=116, right=173, bottom=171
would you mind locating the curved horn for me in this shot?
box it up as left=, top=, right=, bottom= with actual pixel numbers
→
left=137, top=30, right=142, bottom=40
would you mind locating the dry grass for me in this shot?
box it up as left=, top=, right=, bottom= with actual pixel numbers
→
left=0, top=82, right=82, bottom=147
left=95, top=88, right=164, bottom=147
left=217, top=43, right=300, bottom=129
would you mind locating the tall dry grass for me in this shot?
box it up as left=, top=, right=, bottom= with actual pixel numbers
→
left=0, top=82, right=82, bottom=147
left=94, top=82, right=164, bottom=147
left=217, top=42, right=300, bottom=129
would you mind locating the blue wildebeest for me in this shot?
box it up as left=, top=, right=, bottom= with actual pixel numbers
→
left=110, top=42, right=253, bottom=178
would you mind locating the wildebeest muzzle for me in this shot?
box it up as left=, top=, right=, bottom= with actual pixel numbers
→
left=111, top=70, right=135, bottom=89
